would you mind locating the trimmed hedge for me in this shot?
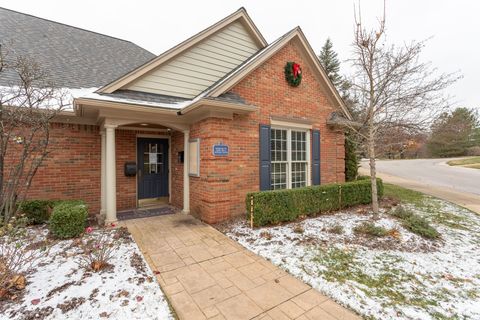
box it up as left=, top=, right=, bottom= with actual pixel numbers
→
left=49, top=201, right=88, bottom=239
left=19, top=200, right=52, bottom=224
left=246, top=178, right=384, bottom=227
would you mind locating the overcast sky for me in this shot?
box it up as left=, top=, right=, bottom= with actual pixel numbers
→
left=2, top=0, right=479, bottom=110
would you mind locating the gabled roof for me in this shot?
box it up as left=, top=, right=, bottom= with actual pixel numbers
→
left=202, top=27, right=352, bottom=120
left=0, top=7, right=155, bottom=88
left=81, top=26, right=352, bottom=119
left=98, top=7, right=267, bottom=94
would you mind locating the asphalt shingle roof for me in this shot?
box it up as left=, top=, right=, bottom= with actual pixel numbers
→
left=0, top=7, right=156, bottom=88
left=101, top=90, right=189, bottom=105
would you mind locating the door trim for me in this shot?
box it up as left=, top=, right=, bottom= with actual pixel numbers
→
left=136, top=134, right=171, bottom=206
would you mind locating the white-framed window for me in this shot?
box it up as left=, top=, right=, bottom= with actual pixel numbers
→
left=270, top=127, right=310, bottom=190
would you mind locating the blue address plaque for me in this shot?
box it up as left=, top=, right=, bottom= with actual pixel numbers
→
left=213, top=144, right=229, bottom=156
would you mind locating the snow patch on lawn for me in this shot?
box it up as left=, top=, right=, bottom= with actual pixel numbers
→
left=226, top=201, right=480, bottom=320
left=1, top=228, right=174, bottom=320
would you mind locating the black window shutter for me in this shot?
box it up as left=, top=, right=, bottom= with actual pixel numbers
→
left=259, top=124, right=271, bottom=191
left=312, top=130, right=321, bottom=185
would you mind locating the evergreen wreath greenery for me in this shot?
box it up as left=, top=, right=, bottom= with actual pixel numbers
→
left=284, top=61, right=302, bottom=87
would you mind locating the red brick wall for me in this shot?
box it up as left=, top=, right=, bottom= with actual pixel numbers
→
left=189, top=40, right=346, bottom=223
left=25, top=126, right=186, bottom=215
left=115, top=129, right=137, bottom=211
left=26, top=123, right=102, bottom=213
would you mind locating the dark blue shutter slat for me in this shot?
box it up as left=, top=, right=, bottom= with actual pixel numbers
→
left=312, top=130, right=321, bottom=185
left=259, top=124, right=271, bottom=191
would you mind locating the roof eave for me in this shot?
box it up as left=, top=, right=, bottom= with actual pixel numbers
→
left=179, top=98, right=258, bottom=115
left=73, top=97, right=181, bottom=115
left=326, top=120, right=362, bottom=130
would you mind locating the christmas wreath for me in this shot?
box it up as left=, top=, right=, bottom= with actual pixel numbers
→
left=284, top=61, right=302, bottom=87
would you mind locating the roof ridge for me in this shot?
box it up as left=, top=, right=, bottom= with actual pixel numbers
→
left=0, top=6, right=144, bottom=47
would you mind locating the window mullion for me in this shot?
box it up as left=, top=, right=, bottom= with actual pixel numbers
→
left=287, top=129, right=292, bottom=189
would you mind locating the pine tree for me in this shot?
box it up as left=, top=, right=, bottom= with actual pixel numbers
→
left=427, top=107, right=479, bottom=157
left=318, top=38, right=342, bottom=87
left=318, top=38, right=359, bottom=180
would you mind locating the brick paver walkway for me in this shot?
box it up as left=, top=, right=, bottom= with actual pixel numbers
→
left=121, top=214, right=361, bottom=320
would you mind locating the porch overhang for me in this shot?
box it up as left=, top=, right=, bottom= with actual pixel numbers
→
left=72, top=96, right=258, bottom=126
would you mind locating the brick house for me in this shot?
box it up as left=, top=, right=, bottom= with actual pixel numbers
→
left=1, top=7, right=352, bottom=224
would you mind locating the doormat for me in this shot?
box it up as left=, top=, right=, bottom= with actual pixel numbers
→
left=117, top=206, right=176, bottom=221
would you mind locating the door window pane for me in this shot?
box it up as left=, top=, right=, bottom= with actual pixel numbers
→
left=143, top=143, right=164, bottom=174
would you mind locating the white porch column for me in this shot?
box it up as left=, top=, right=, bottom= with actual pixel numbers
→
left=105, top=124, right=118, bottom=223
left=183, top=130, right=190, bottom=214
left=100, top=130, right=106, bottom=217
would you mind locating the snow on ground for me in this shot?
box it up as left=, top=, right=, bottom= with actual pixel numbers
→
left=0, top=227, right=174, bottom=320
left=225, top=199, right=480, bottom=320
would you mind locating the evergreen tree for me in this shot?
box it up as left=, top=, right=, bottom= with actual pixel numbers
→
left=318, top=38, right=342, bottom=87
left=427, top=107, right=479, bottom=157
left=319, top=38, right=359, bottom=180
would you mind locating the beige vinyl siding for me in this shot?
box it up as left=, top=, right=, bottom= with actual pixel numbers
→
left=125, top=21, right=260, bottom=98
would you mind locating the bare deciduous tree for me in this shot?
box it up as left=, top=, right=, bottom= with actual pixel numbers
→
left=347, top=2, right=460, bottom=213
left=0, top=46, right=67, bottom=224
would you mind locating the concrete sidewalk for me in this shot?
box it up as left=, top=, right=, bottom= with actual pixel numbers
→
left=360, top=168, right=480, bottom=214
left=121, top=214, right=361, bottom=320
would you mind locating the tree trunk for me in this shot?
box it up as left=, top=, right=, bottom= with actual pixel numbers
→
left=368, top=126, right=379, bottom=214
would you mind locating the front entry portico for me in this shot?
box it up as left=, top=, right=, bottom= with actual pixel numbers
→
left=75, top=91, right=254, bottom=224
left=96, top=117, right=192, bottom=224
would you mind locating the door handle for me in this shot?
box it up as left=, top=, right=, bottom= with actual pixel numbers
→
left=138, top=169, right=142, bottom=178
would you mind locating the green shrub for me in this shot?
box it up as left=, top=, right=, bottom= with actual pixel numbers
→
left=356, top=175, right=370, bottom=181
left=391, top=206, right=413, bottom=220
left=246, top=178, right=384, bottom=227
left=49, top=201, right=88, bottom=239
left=403, top=215, right=440, bottom=239
left=391, top=206, right=439, bottom=239
left=345, top=133, right=359, bottom=181
left=50, top=199, right=85, bottom=207
left=353, top=222, right=388, bottom=237
left=19, top=200, right=53, bottom=224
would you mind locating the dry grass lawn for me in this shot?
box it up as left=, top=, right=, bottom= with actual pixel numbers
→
left=447, top=156, right=480, bottom=169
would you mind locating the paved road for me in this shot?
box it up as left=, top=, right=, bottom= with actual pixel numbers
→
left=360, top=158, right=480, bottom=213
left=363, top=158, right=480, bottom=195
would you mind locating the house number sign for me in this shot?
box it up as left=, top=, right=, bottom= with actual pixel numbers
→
left=213, top=144, right=229, bottom=156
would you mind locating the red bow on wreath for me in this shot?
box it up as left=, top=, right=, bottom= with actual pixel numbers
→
left=292, top=63, right=301, bottom=78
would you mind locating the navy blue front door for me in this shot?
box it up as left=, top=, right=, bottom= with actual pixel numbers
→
left=137, top=138, right=169, bottom=199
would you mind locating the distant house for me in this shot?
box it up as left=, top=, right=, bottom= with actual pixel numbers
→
left=0, top=7, right=351, bottom=223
